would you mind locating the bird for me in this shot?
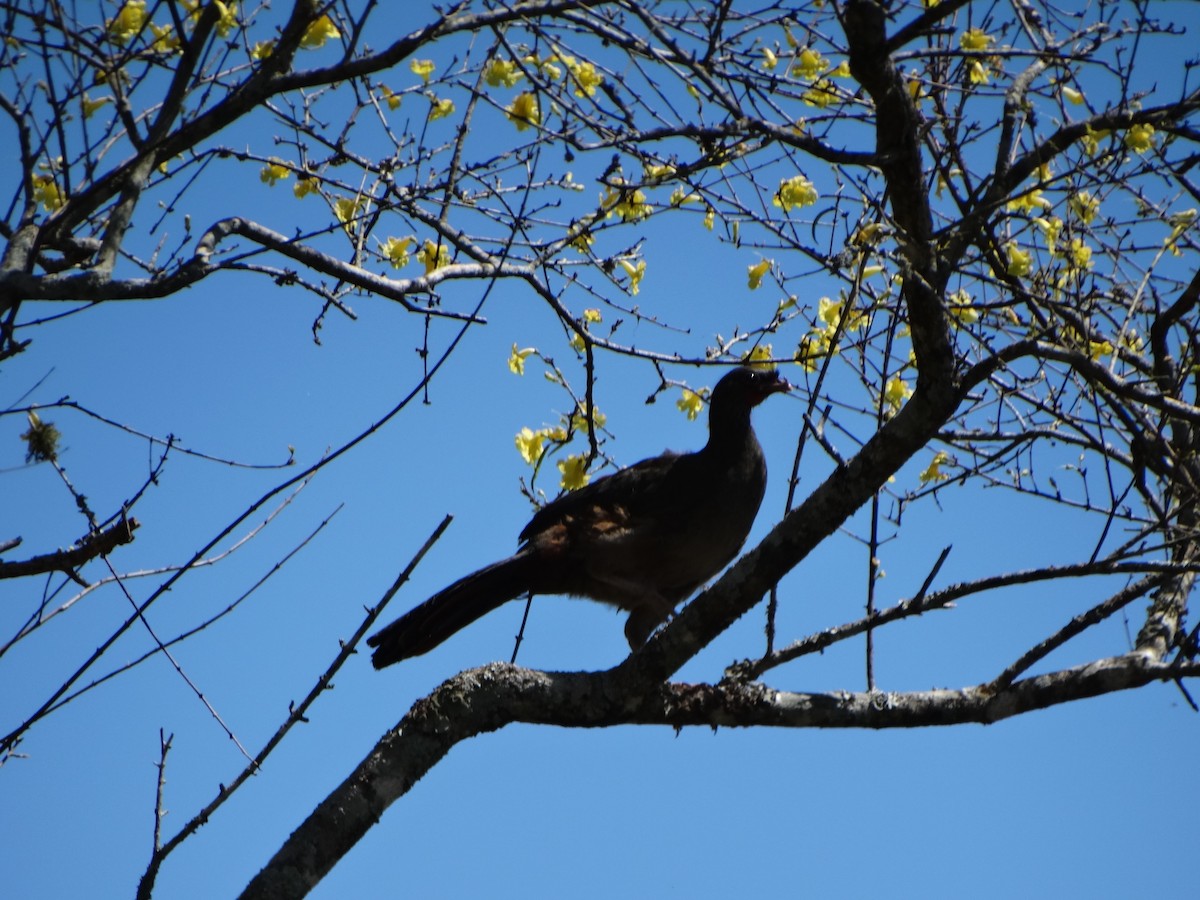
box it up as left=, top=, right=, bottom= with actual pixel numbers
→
left=367, top=366, right=791, bottom=669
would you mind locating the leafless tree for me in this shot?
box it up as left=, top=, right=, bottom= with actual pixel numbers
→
left=1, top=2, right=1197, bottom=897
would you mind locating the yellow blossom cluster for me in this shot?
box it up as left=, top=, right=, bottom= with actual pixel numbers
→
left=428, top=96, right=455, bottom=121
left=884, top=375, right=912, bottom=412
left=619, top=259, right=646, bottom=295
left=744, top=344, right=775, bottom=369
left=1165, top=209, right=1197, bottom=256
left=105, top=3, right=337, bottom=58
left=32, top=173, right=64, bottom=212
left=505, top=92, right=540, bottom=131
left=557, top=455, right=590, bottom=490
left=513, top=397, right=605, bottom=489
left=676, top=386, right=709, bottom=421
left=601, top=183, right=653, bottom=222
left=508, top=345, right=537, bottom=376
left=485, top=58, right=524, bottom=88
left=416, top=240, right=450, bottom=274
left=747, top=258, right=772, bottom=290
left=299, top=15, right=339, bottom=48
left=919, top=451, right=952, bottom=484
left=947, top=288, right=979, bottom=325
left=773, top=174, right=819, bottom=213
left=379, top=236, right=414, bottom=269
left=259, top=160, right=290, bottom=186
left=793, top=296, right=866, bottom=372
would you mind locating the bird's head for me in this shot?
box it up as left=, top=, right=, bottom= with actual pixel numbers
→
left=712, top=366, right=793, bottom=408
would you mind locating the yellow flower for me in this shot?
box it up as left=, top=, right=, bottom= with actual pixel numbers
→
left=293, top=177, right=318, bottom=199
left=967, top=60, right=990, bottom=85
left=818, top=296, right=867, bottom=333
left=1033, top=216, right=1062, bottom=255
left=379, top=85, right=401, bottom=110
left=919, top=451, right=951, bottom=484
left=582, top=308, right=602, bottom=324
left=795, top=329, right=834, bottom=372
left=1065, top=237, right=1092, bottom=270
left=31, top=173, right=64, bottom=212
left=601, top=185, right=652, bottom=222
left=508, top=344, right=536, bottom=375
left=557, top=454, right=590, bottom=490
left=417, top=240, right=450, bottom=274
left=429, top=96, right=455, bottom=120
left=410, top=59, right=436, bottom=84
left=81, top=94, right=111, bottom=119
left=259, top=161, right=291, bottom=186
left=851, top=222, right=885, bottom=247
left=569, top=333, right=586, bottom=353
left=1119, top=329, right=1145, bottom=354
left=773, top=174, right=819, bottom=212
left=525, top=53, right=562, bottom=80
left=831, top=60, right=851, bottom=78
left=106, top=1, right=146, bottom=44
left=947, top=288, right=978, bottom=325
left=619, top=259, right=646, bottom=295
left=485, top=58, right=523, bottom=88
left=149, top=22, right=180, bottom=52
left=1165, top=209, right=1197, bottom=256
left=570, top=403, right=607, bottom=434
left=1069, top=191, right=1099, bottom=224
left=569, top=231, right=594, bottom=253
left=515, top=428, right=546, bottom=465
left=802, top=79, right=839, bottom=108
left=380, top=236, right=414, bottom=269
left=1006, top=243, right=1032, bottom=277
left=669, top=186, right=701, bottom=206
left=884, top=375, right=912, bottom=411
left=677, top=387, right=708, bottom=421
left=1062, top=86, right=1085, bottom=106
left=333, top=196, right=364, bottom=226
left=568, top=60, right=603, bottom=97
left=960, top=29, right=993, bottom=52
left=250, top=40, right=276, bottom=60
left=793, top=47, right=826, bottom=79
left=1081, top=125, right=1110, bottom=156
left=703, top=208, right=715, bottom=231
left=1124, top=122, right=1155, bottom=154
left=762, top=48, right=779, bottom=71
left=744, top=344, right=774, bottom=369
left=505, top=92, right=540, bottom=131
left=907, top=72, right=925, bottom=103
left=212, top=1, right=238, bottom=38
left=747, top=258, right=772, bottom=290
left=644, top=163, right=675, bottom=180
left=300, top=14, right=339, bottom=48
left=1007, top=188, right=1051, bottom=214
left=1088, top=339, right=1114, bottom=360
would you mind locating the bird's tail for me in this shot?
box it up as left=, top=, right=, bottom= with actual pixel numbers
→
left=367, top=551, right=538, bottom=669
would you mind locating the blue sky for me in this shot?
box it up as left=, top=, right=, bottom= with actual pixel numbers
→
left=2, top=2, right=1199, bottom=897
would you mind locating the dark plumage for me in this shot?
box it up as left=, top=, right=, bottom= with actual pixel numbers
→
left=367, top=367, right=790, bottom=668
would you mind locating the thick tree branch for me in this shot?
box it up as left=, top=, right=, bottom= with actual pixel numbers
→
left=242, top=651, right=1197, bottom=898
left=0, top=517, right=139, bottom=582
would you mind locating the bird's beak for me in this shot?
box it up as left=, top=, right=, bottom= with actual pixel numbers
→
left=766, top=374, right=793, bottom=394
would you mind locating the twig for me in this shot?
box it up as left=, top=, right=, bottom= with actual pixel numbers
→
left=135, top=514, right=452, bottom=900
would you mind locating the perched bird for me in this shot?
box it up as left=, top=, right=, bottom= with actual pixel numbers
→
left=367, top=366, right=791, bottom=669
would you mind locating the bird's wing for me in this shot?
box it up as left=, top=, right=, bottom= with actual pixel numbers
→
left=517, top=450, right=688, bottom=544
